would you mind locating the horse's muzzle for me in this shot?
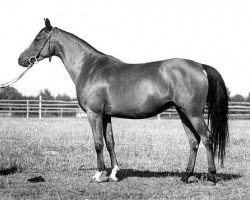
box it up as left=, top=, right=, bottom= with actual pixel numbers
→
left=18, top=55, right=31, bottom=68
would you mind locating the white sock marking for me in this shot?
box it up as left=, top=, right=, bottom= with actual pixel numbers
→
left=93, top=171, right=102, bottom=181
left=110, top=165, right=119, bottom=181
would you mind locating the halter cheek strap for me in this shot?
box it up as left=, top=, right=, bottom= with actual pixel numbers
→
left=48, top=38, right=52, bottom=62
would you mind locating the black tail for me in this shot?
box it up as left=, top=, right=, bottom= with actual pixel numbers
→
left=202, top=64, right=229, bottom=166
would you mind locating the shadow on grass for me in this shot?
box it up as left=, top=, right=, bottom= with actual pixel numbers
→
left=116, top=168, right=242, bottom=182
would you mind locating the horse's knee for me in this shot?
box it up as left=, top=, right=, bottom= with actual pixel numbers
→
left=95, top=143, right=104, bottom=153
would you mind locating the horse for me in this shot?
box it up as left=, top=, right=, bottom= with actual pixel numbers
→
left=18, top=18, right=229, bottom=184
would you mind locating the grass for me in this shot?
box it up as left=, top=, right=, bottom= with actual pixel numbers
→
left=0, top=117, right=249, bottom=199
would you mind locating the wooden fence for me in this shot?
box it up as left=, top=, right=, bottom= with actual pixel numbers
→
left=0, top=97, right=250, bottom=119
left=0, top=97, right=80, bottom=118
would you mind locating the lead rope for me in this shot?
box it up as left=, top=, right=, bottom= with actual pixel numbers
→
left=0, top=64, right=33, bottom=88
left=0, top=32, right=52, bottom=88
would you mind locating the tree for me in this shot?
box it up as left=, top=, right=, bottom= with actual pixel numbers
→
left=55, top=93, right=72, bottom=101
left=38, top=88, right=54, bottom=100
left=230, top=94, right=245, bottom=102
left=246, top=92, right=250, bottom=102
left=0, top=87, right=23, bottom=100
left=23, top=95, right=38, bottom=100
left=226, top=87, right=231, bottom=99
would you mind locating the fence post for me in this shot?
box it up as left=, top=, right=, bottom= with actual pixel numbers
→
left=26, top=100, right=29, bottom=118
left=39, top=95, right=42, bottom=119
left=9, top=107, right=12, bottom=117
left=157, top=114, right=161, bottom=134
left=157, top=114, right=161, bottom=121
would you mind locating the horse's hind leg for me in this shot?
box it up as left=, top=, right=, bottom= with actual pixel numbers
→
left=103, top=116, right=119, bottom=181
left=196, top=119, right=217, bottom=184
left=177, top=108, right=200, bottom=182
left=182, top=112, right=217, bottom=184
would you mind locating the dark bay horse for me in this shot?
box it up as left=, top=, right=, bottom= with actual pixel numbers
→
left=18, top=19, right=229, bottom=184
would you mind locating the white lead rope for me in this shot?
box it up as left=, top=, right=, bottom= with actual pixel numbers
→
left=0, top=64, right=33, bottom=88
left=0, top=31, right=52, bottom=89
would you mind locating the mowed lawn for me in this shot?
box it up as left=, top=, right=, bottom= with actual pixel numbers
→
left=0, top=117, right=249, bottom=199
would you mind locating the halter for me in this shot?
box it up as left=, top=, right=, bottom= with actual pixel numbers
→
left=28, top=33, right=52, bottom=65
left=0, top=32, right=52, bottom=88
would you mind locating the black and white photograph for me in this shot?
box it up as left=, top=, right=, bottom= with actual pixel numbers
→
left=0, top=0, right=249, bottom=199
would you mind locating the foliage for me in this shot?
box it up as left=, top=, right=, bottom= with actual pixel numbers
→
left=0, top=86, right=76, bottom=101
left=55, top=93, right=72, bottom=101
left=246, top=92, right=250, bottom=102
left=230, top=94, right=245, bottom=102
left=39, top=88, right=54, bottom=100
left=0, top=87, right=23, bottom=100
left=226, top=87, right=231, bottom=99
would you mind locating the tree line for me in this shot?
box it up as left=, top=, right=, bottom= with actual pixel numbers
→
left=0, top=87, right=76, bottom=101
left=227, top=89, right=250, bottom=102
left=0, top=86, right=250, bottom=102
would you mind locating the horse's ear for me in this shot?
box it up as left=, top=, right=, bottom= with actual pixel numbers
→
left=44, top=18, right=53, bottom=31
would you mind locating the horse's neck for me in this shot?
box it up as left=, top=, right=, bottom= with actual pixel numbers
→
left=53, top=29, right=104, bottom=83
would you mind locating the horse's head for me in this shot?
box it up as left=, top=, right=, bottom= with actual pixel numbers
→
left=18, top=18, right=54, bottom=67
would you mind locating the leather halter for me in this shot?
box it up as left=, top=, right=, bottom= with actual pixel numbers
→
left=28, top=33, right=52, bottom=65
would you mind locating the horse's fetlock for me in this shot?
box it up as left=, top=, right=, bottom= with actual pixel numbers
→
left=208, top=169, right=216, bottom=174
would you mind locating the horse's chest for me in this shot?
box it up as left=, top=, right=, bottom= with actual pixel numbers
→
left=77, top=82, right=107, bottom=113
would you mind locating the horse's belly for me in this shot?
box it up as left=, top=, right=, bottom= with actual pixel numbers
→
left=107, top=98, right=172, bottom=118
left=105, top=83, right=173, bottom=118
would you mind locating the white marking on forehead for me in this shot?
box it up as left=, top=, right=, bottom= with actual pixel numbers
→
left=203, top=69, right=207, bottom=77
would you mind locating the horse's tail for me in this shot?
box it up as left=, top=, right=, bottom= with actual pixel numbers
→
left=202, top=64, right=229, bottom=166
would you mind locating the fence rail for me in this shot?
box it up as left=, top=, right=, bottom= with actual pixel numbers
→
left=0, top=97, right=250, bottom=119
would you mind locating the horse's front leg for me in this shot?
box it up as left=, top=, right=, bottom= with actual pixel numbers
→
left=87, top=109, right=109, bottom=182
left=103, top=116, right=119, bottom=181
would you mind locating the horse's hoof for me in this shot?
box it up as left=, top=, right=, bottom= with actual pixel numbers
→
left=180, top=173, right=191, bottom=183
left=98, top=174, right=109, bottom=183
left=206, top=173, right=217, bottom=185
left=180, top=176, right=189, bottom=183
left=92, top=172, right=109, bottom=183
left=188, top=176, right=199, bottom=183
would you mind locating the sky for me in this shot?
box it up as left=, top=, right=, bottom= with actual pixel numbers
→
left=0, top=0, right=250, bottom=98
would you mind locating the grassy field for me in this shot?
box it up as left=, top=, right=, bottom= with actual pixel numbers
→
left=0, top=117, right=249, bottom=199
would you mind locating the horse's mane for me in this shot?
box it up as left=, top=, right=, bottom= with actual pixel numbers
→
left=56, top=27, right=105, bottom=56
left=55, top=27, right=123, bottom=63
